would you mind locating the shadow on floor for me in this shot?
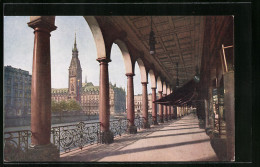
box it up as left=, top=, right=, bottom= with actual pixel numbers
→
left=61, top=136, right=211, bottom=162
left=118, top=130, right=205, bottom=143
left=158, top=126, right=199, bottom=132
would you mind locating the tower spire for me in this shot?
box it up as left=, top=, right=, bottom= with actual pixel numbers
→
left=73, top=32, right=78, bottom=52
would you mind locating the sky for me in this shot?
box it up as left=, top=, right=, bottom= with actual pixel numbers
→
left=4, top=16, right=151, bottom=94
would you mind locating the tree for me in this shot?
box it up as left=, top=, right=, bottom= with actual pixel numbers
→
left=67, top=99, right=82, bottom=111
left=51, top=99, right=82, bottom=114
left=51, top=100, right=60, bottom=113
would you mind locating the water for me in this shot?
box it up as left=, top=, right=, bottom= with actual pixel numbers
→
left=4, top=117, right=121, bottom=133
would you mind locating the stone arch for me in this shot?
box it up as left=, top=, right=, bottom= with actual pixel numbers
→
left=167, top=87, right=171, bottom=95
left=135, top=58, right=147, bottom=83
left=163, top=82, right=167, bottom=94
left=157, top=76, right=163, bottom=92
left=42, top=16, right=106, bottom=59
left=83, top=16, right=106, bottom=59
left=149, top=69, right=156, bottom=88
left=112, top=39, right=133, bottom=74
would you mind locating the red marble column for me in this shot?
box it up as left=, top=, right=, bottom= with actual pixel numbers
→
left=158, top=91, right=164, bottom=123
left=142, top=82, right=150, bottom=128
left=126, top=73, right=137, bottom=133
left=163, top=94, right=168, bottom=121
left=28, top=18, right=56, bottom=146
left=27, top=17, right=59, bottom=161
left=168, top=106, right=172, bottom=120
left=97, top=58, right=114, bottom=143
left=152, top=88, right=158, bottom=125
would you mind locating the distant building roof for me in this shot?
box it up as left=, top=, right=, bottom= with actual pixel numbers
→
left=4, top=65, right=31, bottom=76
left=82, top=82, right=99, bottom=92
left=52, top=88, right=68, bottom=94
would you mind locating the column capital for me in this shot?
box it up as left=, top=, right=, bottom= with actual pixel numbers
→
left=126, top=73, right=135, bottom=77
left=141, top=82, right=148, bottom=85
left=28, top=17, right=57, bottom=32
left=151, top=87, right=156, bottom=90
left=158, top=91, right=163, bottom=93
left=96, top=58, right=111, bottom=64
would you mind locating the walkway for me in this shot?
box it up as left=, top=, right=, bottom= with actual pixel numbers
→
left=60, top=113, right=218, bottom=162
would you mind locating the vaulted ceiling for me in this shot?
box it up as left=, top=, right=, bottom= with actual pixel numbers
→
left=102, top=16, right=205, bottom=87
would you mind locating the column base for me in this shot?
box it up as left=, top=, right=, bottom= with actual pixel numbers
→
left=100, top=130, right=114, bottom=144
left=127, top=125, right=137, bottom=134
left=159, top=117, right=164, bottom=123
left=152, top=120, right=159, bottom=125
left=142, top=122, right=150, bottom=129
left=27, top=143, right=59, bottom=161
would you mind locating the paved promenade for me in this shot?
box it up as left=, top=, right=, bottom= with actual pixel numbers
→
left=60, top=113, right=218, bottom=162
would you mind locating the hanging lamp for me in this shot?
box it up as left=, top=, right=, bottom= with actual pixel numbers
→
left=149, top=16, right=156, bottom=55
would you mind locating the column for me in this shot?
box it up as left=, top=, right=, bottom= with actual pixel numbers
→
left=224, top=71, right=235, bottom=161
left=28, top=16, right=59, bottom=161
left=142, top=82, right=150, bottom=128
left=173, top=106, right=177, bottom=119
left=126, top=73, right=137, bottom=133
left=152, top=88, right=158, bottom=125
left=97, top=58, right=114, bottom=144
left=208, top=83, right=215, bottom=132
left=163, top=94, right=168, bottom=121
left=168, top=106, right=172, bottom=120
left=158, top=91, right=164, bottom=123
left=205, top=99, right=210, bottom=129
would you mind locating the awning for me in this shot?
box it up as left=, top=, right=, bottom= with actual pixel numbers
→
left=154, top=79, right=198, bottom=106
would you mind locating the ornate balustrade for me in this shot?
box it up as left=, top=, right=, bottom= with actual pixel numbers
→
left=109, top=119, right=128, bottom=137
left=51, top=121, right=100, bottom=153
left=4, top=130, right=31, bottom=161
left=4, top=113, right=159, bottom=161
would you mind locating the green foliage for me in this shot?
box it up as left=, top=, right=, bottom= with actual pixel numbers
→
left=67, top=99, right=82, bottom=111
left=51, top=99, right=82, bottom=113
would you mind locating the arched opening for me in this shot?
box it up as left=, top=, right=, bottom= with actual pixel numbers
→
left=50, top=16, right=102, bottom=120
left=134, top=58, right=147, bottom=117
left=109, top=41, right=131, bottom=117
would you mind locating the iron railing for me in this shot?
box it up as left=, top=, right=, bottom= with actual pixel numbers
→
left=4, top=130, right=31, bottom=161
left=4, top=113, right=156, bottom=161
left=109, top=119, right=128, bottom=137
left=51, top=121, right=100, bottom=153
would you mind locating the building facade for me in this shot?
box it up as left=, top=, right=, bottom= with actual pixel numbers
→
left=130, top=93, right=158, bottom=115
left=51, top=34, right=126, bottom=115
left=4, top=66, right=32, bottom=117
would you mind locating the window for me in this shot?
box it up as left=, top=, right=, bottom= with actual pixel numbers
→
left=7, top=78, right=11, bottom=84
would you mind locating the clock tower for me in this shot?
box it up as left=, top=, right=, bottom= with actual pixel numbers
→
left=68, top=33, right=82, bottom=102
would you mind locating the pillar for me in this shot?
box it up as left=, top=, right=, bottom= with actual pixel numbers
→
left=224, top=71, right=235, bottom=161
left=168, top=106, right=172, bottom=120
left=163, top=94, right=168, bottom=121
left=97, top=58, right=114, bottom=144
left=28, top=16, right=59, bottom=161
left=152, top=88, right=158, bottom=125
left=158, top=91, right=164, bottom=123
left=173, top=106, right=177, bottom=119
left=205, top=99, right=210, bottom=129
left=142, top=82, right=150, bottom=128
left=126, top=73, right=137, bottom=133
